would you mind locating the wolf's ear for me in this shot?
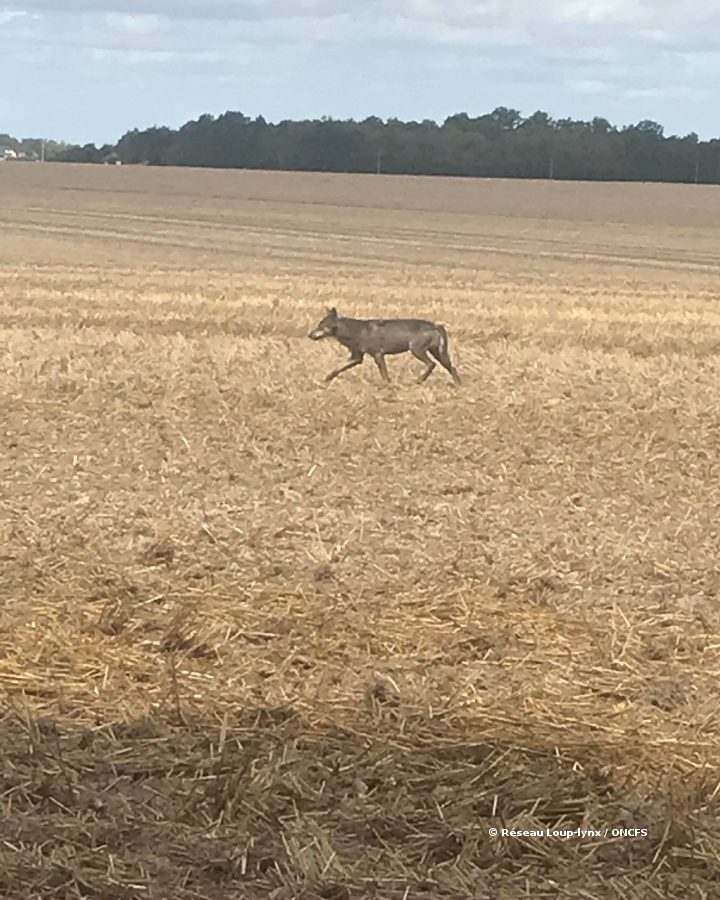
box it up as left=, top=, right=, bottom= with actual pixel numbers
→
left=327, top=306, right=338, bottom=317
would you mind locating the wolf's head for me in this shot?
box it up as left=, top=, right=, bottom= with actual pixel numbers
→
left=308, top=307, right=339, bottom=340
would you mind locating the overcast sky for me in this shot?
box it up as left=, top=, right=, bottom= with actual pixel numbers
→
left=1, top=0, right=719, bottom=144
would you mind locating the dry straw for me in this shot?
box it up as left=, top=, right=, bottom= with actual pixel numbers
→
left=2, top=164, right=720, bottom=898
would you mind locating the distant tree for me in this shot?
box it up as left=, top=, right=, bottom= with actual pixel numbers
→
left=117, top=126, right=176, bottom=165
left=491, top=106, right=522, bottom=130
left=39, top=107, right=720, bottom=185
left=55, top=143, right=104, bottom=163
left=622, top=120, right=667, bottom=180
left=522, top=110, right=554, bottom=129
left=634, top=119, right=664, bottom=136
left=590, top=117, right=613, bottom=135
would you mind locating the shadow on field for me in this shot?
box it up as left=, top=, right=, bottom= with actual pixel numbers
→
left=1, top=707, right=716, bottom=899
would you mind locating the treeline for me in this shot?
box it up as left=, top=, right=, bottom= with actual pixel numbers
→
left=55, top=107, right=720, bottom=184
left=0, top=133, right=69, bottom=160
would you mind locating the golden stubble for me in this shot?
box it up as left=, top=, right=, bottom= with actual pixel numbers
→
left=2, top=163, right=720, bottom=896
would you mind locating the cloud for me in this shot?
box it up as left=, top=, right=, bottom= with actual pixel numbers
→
left=104, top=13, right=163, bottom=34
left=569, top=79, right=612, bottom=96
left=552, top=0, right=645, bottom=25
left=2, top=0, right=720, bottom=142
left=0, top=0, right=352, bottom=21
left=0, top=10, right=27, bottom=24
left=376, top=17, right=531, bottom=48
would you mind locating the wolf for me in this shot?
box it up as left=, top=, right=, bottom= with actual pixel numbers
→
left=308, top=307, right=461, bottom=385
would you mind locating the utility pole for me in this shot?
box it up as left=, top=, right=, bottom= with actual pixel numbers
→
left=41, top=140, right=46, bottom=162
left=376, top=149, right=383, bottom=175
left=694, top=158, right=700, bottom=184
left=548, top=155, right=554, bottom=180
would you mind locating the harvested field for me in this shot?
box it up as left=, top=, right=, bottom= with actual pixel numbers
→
left=2, top=162, right=720, bottom=899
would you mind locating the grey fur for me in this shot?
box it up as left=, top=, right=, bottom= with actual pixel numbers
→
left=308, top=307, right=461, bottom=386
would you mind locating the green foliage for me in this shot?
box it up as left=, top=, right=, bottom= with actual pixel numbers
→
left=0, top=135, right=70, bottom=161
left=21, top=107, right=720, bottom=183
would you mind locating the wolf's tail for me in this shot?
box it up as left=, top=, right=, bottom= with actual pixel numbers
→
left=434, top=324, right=461, bottom=385
left=436, top=324, right=450, bottom=358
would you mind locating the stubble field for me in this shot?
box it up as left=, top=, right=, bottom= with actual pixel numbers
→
left=2, top=163, right=720, bottom=899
